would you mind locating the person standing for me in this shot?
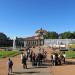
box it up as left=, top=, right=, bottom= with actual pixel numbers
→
left=26, top=47, right=30, bottom=58
left=63, top=52, right=66, bottom=64
left=32, top=53, right=36, bottom=66
left=21, top=52, right=23, bottom=60
left=52, top=54, right=56, bottom=66
left=30, top=51, right=33, bottom=62
left=51, top=53, right=53, bottom=64
left=7, top=58, right=13, bottom=75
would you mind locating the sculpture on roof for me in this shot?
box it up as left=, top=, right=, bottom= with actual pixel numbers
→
left=35, top=28, right=47, bottom=36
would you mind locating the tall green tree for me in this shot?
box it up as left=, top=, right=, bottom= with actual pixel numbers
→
left=0, top=32, right=8, bottom=40
left=60, top=32, right=73, bottom=39
left=44, top=31, right=58, bottom=39
left=0, top=32, right=12, bottom=47
left=72, top=32, right=75, bottom=39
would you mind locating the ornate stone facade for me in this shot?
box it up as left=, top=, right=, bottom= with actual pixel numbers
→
left=24, top=28, right=47, bottom=47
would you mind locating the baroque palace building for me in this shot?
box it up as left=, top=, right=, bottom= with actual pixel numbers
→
left=24, top=28, right=47, bottom=47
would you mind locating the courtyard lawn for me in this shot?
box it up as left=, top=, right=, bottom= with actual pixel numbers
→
left=65, top=50, right=75, bottom=58
left=0, top=50, right=20, bottom=58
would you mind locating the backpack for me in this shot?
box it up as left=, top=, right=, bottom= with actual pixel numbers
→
left=9, top=60, right=13, bottom=66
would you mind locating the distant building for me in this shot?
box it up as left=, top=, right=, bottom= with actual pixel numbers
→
left=23, top=28, right=75, bottom=48
left=24, top=28, right=47, bottom=47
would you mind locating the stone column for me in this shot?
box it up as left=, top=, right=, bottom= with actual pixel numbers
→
left=24, top=41, right=27, bottom=47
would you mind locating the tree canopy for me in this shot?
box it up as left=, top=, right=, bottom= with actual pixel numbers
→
left=59, top=32, right=74, bottom=39
left=44, top=31, right=75, bottom=39
left=44, top=31, right=58, bottom=39
left=0, top=33, right=8, bottom=40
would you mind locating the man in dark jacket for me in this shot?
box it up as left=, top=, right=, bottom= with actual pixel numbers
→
left=22, top=54, right=27, bottom=69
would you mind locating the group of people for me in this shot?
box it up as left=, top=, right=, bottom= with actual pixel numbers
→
left=20, top=48, right=47, bottom=69
left=7, top=47, right=66, bottom=75
left=30, top=51, right=47, bottom=66
left=51, top=52, right=66, bottom=66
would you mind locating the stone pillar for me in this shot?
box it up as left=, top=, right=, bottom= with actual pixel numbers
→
left=37, top=40, right=38, bottom=46
left=34, top=40, right=36, bottom=47
left=36, top=40, right=38, bottom=46
left=31, top=40, right=33, bottom=46
left=38, top=40, right=40, bottom=46
left=24, top=41, right=27, bottom=47
left=27, top=41, right=28, bottom=47
left=30, top=40, right=31, bottom=47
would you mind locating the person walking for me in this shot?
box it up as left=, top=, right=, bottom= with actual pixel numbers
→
left=22, top=54, right=27, bottom=69
left=7, top=58, right=13, bottom=75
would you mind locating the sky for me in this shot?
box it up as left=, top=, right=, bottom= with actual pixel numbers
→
left=0, top=0, right=75, bottom=38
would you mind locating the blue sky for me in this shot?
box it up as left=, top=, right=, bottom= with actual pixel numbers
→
left=0, top=0, right=75, bottom=38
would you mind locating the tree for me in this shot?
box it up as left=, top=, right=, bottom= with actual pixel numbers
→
left=0, top=32, right=8, bottom=40
left=72, top=32, right=75, bottom=39
left=60, top=32, right=73, bottom=39
left=0, top=32, right=12, bottom=47
left=44, top=31, right=58, bottom=39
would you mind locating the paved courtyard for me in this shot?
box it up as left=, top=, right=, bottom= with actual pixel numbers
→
left=0, top=47, right=75, bottom=75
left=13, top=62, right=52, bottom=75
left=0, top=54, right=52, bottom=75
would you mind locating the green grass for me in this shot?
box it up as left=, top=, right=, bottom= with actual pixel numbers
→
left=65, top=50, right=75, bottom=58
left=0, top=50, right=20, bottom=58
left=68, top=44, right=75, bottom=48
